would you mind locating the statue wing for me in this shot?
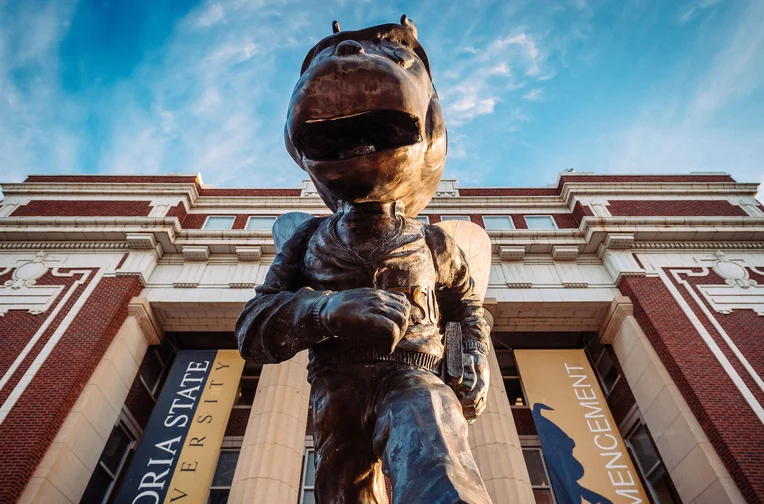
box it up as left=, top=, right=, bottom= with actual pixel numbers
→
left=272, top=212, right=314, bottom=254
left=434, top=220, right=492, bottom=302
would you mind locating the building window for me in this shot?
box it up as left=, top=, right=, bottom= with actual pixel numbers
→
left=246, top=216, right=277, bottom=231
left=483, top=216, right=514, bottom=230
left=416, top=215, right=430, bottom=224
left=80, top=421, right=137, bottom=504
left=300, top=448, right=316, bottom=504
left=495, top=348, right=527, bottom=406
left=524, top=215, right=557, bottom=230
left=140, top=348, right=169, bottom=398
left=203, top=216, right=235, bottom=230
left=626, top=424, right=680, bottom=504
left=441, top=215, right=470, bottom=222
left=207, top=449, right=241, bottom=504
left=234, top=363, right=262, bottom=408
left=585, top=339, right=620, bottom=396
left=522, top=448, right=556, bottom=504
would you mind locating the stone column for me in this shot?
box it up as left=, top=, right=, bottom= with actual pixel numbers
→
left=229, top=351, right=311, bottom=504
left=19, top=297, right=162, bottom=503
left=469, top=310, right=535, bottom=504
left=600, top=296, right=745, bottom=504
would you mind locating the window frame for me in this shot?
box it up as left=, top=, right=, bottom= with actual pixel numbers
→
left=245, top=215, right=278, bottom=231
left=202, top=215, right=236, bottom=231
left=588, top=345, right=621, bottom=398
left=299, top=447, right=316, bottom=504
left=624, top=421, right=682, bottom=504
left=87, top=417, right=138, bottom=504
left=495, top=348, right=528, bottom=408
left=139, top=346, right=169, bottom=399
left=440, top=215, right=471, bottom=222
left=482, top=215, right=515, bottom=231
left=207, top=448, right=241, bottom=499
left=416, top=215, right=430, bottom=224
left=233, top=375, right=260, bottom=409
left=524, top=215, right=558, bottom=230
left=522, top=446, right=557, bottom=503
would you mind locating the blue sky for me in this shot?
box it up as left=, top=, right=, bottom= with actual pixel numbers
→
left=1, top=0, right=763, bottom=191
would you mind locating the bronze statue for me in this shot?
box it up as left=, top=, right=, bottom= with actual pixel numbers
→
left=236, top=15, right=493, bottom=504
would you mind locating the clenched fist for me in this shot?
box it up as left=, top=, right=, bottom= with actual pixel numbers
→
left=455, top=350, right=490, bottom=423
left=319, top=288, right=411, bottom=355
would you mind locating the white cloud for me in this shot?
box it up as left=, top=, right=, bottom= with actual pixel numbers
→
left=0, top=1, right=79, bottom=183
left=438, top=29, right=551, bottom=126
left=522, top=88, right=544, bottom=101
left=690, top=0, right=764, bottom=116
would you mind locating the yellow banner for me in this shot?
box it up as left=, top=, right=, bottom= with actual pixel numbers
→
left=164, top=350, right=245, bottom=504
left=515, top=350, right=648, bottom=504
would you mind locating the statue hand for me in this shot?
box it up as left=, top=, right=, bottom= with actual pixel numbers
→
left=455, top=350, right=489, bottom=423
left=319, top=288, right=410, bottom=354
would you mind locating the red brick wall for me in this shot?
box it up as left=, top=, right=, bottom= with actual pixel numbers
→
left=11, top=200, right=152, bottom=217
left=459, top=188, right=559, bottom=196
left=572, top=201, right=594, bottom=224
left=199, top=188, right=301, bottom=197
left=183, top=214, right=209, bottom=229
left=513, top=407, right=537, bottom=435
left=511, top=216, right=528, bottom=229
left=0, top=276, right=142, bottom=502
left=0, top=270, right=87, bottom=379
left=552, top=214, right=579, bottom=229
left=678, top=269, right=764, bottom=400
left=225, top=408, right=251, bottom=436
left=557, top=174, right=735, bottom=191
left=166, top=202, right=188, bottom=222
left=607, top=200, right=748, bottom=217
left=619, top=275, right=763, bottom=502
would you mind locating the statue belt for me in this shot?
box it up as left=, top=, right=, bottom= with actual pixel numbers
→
left=317, top=348, right=443, bottom=374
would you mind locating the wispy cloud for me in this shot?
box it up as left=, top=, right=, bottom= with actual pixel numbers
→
left=522, top=88, right=544, bottom=101
left=438, top=29, right=552, bottom=126
left=679, top=0, right=723, bottom=24
left=690, top=0, right=764, bottom=116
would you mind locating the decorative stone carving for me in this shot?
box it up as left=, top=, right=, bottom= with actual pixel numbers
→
left=4, top=252, right=48, bottom=289
left=499, top=246, right=525, bottom=262
left=236, top=246, right=262, bottom=262
left=182, top=245, right=210, bottom=261
left=711, top=251, right=756, bottom=288
left=552, top=246, right=579, bottom=261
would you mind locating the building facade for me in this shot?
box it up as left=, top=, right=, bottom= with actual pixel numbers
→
left=0, top=172, right=762, bottom=504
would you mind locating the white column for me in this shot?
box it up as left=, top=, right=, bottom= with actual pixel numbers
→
left=601, top=296, right=745, bottom=504
left=19, top=297, right=161, bottom=503
left=469, top=310, right=535, bottom=504
left=229, top=351, right=311, bottom=504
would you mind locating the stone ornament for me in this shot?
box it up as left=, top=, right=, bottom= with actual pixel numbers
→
left=712, top=251, right=757, bottom=288
left=4, top=251, right=48, bottom=289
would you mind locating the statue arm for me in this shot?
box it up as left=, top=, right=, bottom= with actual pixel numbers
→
left=235, top=218, right=332, bottom=364
left=425, top=225, right=490, bottom=354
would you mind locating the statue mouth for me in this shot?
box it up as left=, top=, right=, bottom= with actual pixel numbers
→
left=293, top=109, right=422, bottom=161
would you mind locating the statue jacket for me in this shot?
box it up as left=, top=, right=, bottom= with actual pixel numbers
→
left=235, top=206, right=490, bottom=378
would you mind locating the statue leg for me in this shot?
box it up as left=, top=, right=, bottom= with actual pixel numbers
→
left=311, top=369, right=389, bottom=504
left=372, top=367, right=492, bottom=504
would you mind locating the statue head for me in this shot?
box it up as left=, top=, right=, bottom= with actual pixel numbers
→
left=285, top=15, right=446, bottom=217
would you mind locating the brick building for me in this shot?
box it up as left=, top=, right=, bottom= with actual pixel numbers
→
left=0, top=172, right=762, bottom=504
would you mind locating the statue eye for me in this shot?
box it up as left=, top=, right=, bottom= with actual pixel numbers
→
left=400, top=39, right=409, bottom=47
